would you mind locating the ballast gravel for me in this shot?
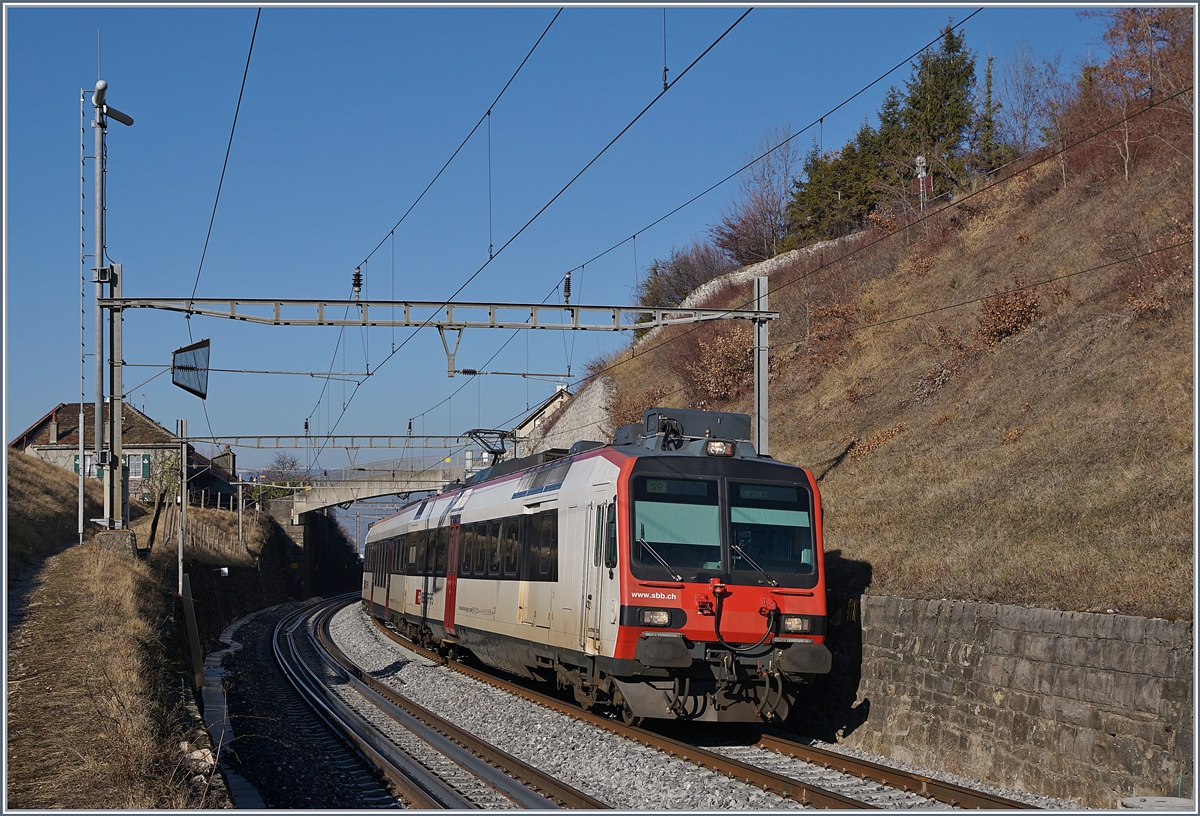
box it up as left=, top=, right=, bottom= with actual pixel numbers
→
left=788, top=734, right=1086, bottom=810
left=330, top=604, right=804, bottom=810
left=331, top=603, right=1090, bottom=810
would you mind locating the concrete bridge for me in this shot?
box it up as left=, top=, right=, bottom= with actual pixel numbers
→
left=290, top=466, right=466, bottom=517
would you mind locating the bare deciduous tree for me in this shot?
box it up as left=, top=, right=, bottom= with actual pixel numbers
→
left=145, top=449, right=180, bottom=550
left=712, top=126, right=799, bottom=266
left=998, top=40, right=1043, bottom=154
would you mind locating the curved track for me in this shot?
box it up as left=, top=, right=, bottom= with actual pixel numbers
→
left=275, top=595, right=606, bottom=809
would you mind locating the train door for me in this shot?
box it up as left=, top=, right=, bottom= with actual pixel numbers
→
left=598, top=494, right=620, bottom=648
left=581, top=486, right=615, bottom=654
left=517, top=508, right=535, bottom=625
left=372, top=542, right=388, bottom=613
left=396, top=533, right=413, bottom=621
left=532, top=506, right=557, bottom=630
left=383, top=541, right=394, bottom=621
left=421, top=524, right=450, bottom=633
left=444, top=518, right=461, bottom=635
left=553, top=504, right=583, bottom=639
left=362, top=543, right=372, bottom=601
left=518, top=507, right=554, bottom=628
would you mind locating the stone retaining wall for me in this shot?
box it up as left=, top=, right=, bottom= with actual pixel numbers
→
left=806, top=594, right=1193, bottom=807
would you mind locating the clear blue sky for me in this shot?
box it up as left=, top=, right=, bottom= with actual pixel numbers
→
left=4, top=4, right=1111, bottom=476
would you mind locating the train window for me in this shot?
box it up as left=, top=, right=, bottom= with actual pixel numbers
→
left=434, top=527, right=448, bottom=575
left=473, top=521, right=489, bottom=575
left=604, top=501, right=617, bottom=569
left=407, top=539, right=418, bottom=572
left=460, top=524, right=476, bottom=576
left=631, top=477, right=719, bottom=579
left=392, top=537, right=403, bottom=573
left=537, top=510, right=558, bottom=578
left=415, top=531, right=428, bottom=574
left=487, top=520, right=501, bottom=576
left=502, top=517, right=520, bottom=576
left=593, top=504, right=604, bottom=568
left=728, top=482, right=817, bottom=586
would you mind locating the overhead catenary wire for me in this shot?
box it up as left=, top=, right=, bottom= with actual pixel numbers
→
left=399, top=8, right=985, bottom=442
left=315, top=3, right=971, bottom=460
left=187, top=7, right=261, bottom=315
left=357, top=8, right=563, bottom=269
left=555, top=8, right=985, bottom=282
left=304, top=9, right=563, bottom=466
left=304, top=8, right=753, bottom=470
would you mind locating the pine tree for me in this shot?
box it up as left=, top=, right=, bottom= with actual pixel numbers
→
left=902, top=22, right=977, bottom=191
left=968, top=54, right=1013, bottom=180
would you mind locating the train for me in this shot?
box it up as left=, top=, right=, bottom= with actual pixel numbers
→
left=361, top=407, right=831, bottom=724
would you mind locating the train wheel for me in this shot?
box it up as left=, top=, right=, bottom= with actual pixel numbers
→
left=620, top=704, right=644, bottom=728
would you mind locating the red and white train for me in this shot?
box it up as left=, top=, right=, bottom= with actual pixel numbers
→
left=362, top=407, right=831, bottom=723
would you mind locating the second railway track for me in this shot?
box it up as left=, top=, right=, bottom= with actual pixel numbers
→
left=274, top=594, right=607, bottom=808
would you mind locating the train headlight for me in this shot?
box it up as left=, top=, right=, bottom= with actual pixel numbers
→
left=781, top=615, right=814, bottom=634
left=640, top=609, right=672, bottom=626
left=705, top=440, right=735, bottom=456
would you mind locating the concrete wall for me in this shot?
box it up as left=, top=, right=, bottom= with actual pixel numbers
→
left=805, top=594, right=1193, bottom=807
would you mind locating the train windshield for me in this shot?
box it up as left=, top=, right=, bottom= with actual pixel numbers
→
left=729, top=482, right=816, bottom=582
left=631, top=476, right=721, bottom=579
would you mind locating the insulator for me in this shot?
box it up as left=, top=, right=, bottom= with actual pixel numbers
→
left=352, top=266, right=363, bottom=298
left=563, top=269, right=572, bottom=304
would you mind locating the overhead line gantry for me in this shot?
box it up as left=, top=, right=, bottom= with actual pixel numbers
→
left=100, top=295, right=778, bottom=379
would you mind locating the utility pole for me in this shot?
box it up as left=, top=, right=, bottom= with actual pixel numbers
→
left=177, top=419, right=187, bottom=595
left=90, top=79, right=133, bottom=529
left=753, top=276, right=769, bottom=456
left=92, top=83, right=106, bottom=525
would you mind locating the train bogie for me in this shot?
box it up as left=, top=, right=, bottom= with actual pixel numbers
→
left=363, top=408, right=832, bottom=723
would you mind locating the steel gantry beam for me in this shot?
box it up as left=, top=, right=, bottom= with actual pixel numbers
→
left=97, top=297, right=778, bottom=330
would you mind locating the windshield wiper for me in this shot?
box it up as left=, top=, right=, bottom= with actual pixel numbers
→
left=731, top=543, right=779, bottom=587
left=637, top=524, right=683, bottom=581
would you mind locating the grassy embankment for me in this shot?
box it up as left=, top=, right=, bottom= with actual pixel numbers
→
left=596, top=153, right=1192, bottom=619
left=6, top=449, right=269, bottom=808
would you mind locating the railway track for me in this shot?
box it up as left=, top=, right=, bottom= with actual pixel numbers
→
left=751, top=733, right=1036, bottom=809
left=360, top=606, right=1035, bottom=809
left=275, top=595, right=606, bottom=809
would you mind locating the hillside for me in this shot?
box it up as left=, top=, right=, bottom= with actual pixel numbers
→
left=585, top=150, right=1192, bottom=619
left=6, top=450, right=213, bottom=808
left=6, top=448, right=103, bottom=584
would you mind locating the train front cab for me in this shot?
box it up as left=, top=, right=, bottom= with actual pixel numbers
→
left=604, top=453, right=831, bottom=723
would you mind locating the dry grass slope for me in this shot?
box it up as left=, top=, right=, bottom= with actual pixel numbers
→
left=6, top=449, right=103, bottom=583
left=6, top=449, right=211, bottom=808
left=603, top=153, right=1193, bottom=618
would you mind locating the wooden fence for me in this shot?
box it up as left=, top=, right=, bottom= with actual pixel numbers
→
left=160, top=503, right=260, bottom=566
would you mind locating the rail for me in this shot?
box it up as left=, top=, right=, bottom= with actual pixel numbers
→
left=277, top=596, right=604, bottom=808
left=368, top=615, right=874, bottom=809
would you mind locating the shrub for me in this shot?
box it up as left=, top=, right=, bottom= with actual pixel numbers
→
left=974, top=273, right=1040, bottom=346
left=685, top=325, right=754, bottom=403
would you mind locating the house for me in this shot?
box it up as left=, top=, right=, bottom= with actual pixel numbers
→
left=9, top=401, right=235, bottom=505
left=511, top=385, right=572, bottom=457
